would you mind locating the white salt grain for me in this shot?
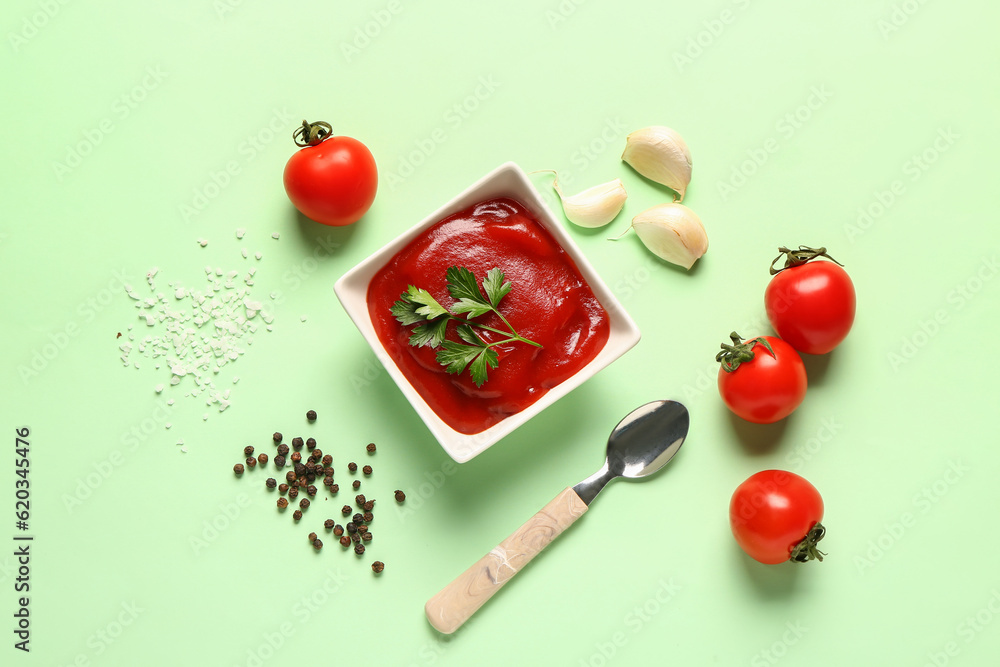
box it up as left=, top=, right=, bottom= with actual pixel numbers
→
left=198, top=239, right=208, bottom=247
left=271, top=232, right=280, bottom=240
left=155, top=384, right=164, bottom=393
left=236, top=228, right=246, bottom=239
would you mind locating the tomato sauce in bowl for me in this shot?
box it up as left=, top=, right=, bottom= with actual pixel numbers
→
left=367, top=197, right=611, bottom=434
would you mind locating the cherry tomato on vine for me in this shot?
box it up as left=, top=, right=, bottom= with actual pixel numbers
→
left=764, top=246, right=856, bottom=355
left=730, top=470, right=826, bottom=564
left=283, top=120, right=378, bottom=226
left=716, top=332, right=806, bottom=424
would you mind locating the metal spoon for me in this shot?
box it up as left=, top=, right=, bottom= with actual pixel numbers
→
left=425, top=399, right=690, bottom=634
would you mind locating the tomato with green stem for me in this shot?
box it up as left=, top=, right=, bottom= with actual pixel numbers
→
left=730, top=470, right=826, bottom=564
left=716, top=332, right=806, bottom=424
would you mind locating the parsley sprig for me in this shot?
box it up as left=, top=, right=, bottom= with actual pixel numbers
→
left=390, top=266, right=541, bottom=387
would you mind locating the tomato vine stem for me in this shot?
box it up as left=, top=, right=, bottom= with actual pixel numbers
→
left=716, top=332, right=774, bottom=373
left=789, top=522, right=827, bottom=562
left=293, top=120, right=332, bottom=147
left=769, top=245, right=844, bottom=275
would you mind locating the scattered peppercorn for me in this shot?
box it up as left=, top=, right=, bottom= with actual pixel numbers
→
left=313, top=539, right=323, bottom=550
left=363, top=500, right=375, bottom=512
left=277, top=444, right=289, bottom=456
left=340, top=536, right=351, bottom=548
left=353, top=513, right=364, bottom=524
left=352, top=480, right=361, bottom=490
left=291, top=452, right=302, bottom=463
left=234, top=463, right=245, bottom=475
left=366, top=442, right=376, bottom=454
left=348, top=462, right=358, bottom=473
left=324, top=519, right=335, bottom=530
left=279, top=483, right=289, bottom=494
left=330, top=484, right=339, bottom=494
left=362, top=465, right=373, bottom=476
left=342, top=505, right=352, bottom=516
left=357, top=524, right=368, bottom=534
left=355, top=494, right=367, bottom=506
left=346, top=522, right=357, bottom=534
left=333, top=524, right=344, bottom=536
left=323, top=466, right=334, bottom=476
left=363, top=511, right=374, bottom=523
left=294, top=463, right=307, bottom=477
left=354, top=544, right=365, bottom=555
left=299, top=498, right=310, bottom=510
left=351, top=532, right=361, bottom=544
left=306, top=409, right=317, bottom=421
left=273, top=432, right=283, bottom=443
left=274, top=455, right=286, bottom=468
left=308, top=532, right=318, bottom=542
left=305, top=461, right=317, bottom=474
left=306, top=438, right=317, bottom=450
left=394, top=490, right=406, bottom=503
left=292, top=510, right=303, bottom=521
left=323, top=476, right=333, bottom=487
left=292, top=437, right=304, bottom=449
left=244, top=445, right=255, bottom=457
left=306, top=485, right=317, bottom=496
left=246, top=457, right=256, bottom=468
left=277, top=497, right=288, bottom=509
left=362, top=532, right=373, bottom=542
left=322, top=454, right=332, bottom=466
left=265, top=478, right=277, bottom=489
left=257, top=453, right=268, bottom=465
left=372, top=561, right=384, bottom=574
left=288, top=487, right=299, bottom=500
left=285, top=471, right=296, bottom=483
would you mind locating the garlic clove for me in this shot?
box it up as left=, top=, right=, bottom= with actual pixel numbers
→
left=553, top=176, right=628, bottom=228
left=630, top=203, right=708, bottom=269
left=621, top=126, right=693, bottom=202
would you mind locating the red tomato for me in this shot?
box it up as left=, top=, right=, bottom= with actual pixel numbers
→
left=730, top=470, right=825, bottom=564
left=283, top=123, right=377, bottom=227
left=717, top=333, right=807, bottom=424
left=765, top=246, right=856, bottom=355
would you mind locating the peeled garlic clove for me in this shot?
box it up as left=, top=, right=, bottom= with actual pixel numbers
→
left=553, top=177, right=628, bottom=228
left=621, top=126, right=692, bottom=202
left=630, top=203, right=708, bottom=269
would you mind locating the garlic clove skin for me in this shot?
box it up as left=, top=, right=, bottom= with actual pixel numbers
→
left=621, top=126, right=693, bottom=202
left=630, top=203, right=708, bottom=269
left=553, top=177, right=628, bottom=228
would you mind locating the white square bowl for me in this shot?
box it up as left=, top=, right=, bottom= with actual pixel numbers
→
left=334, top=161, right=640, bottom=462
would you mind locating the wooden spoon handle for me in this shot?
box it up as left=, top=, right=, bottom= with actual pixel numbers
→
left=424, top=487, right=588, bottom=634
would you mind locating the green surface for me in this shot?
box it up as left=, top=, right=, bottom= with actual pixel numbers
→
left=3, top=0, right=999, bottom=664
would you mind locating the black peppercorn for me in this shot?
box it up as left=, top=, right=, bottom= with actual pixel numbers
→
left=363, top=500, right=375, bottom=512
left=307, top=438, right=317, bottom=451
left=279, top=483, right=289, bottom=494
left=363, top=511, right=373, bottom=523
left=362, top=532, right=372, bottom=542
left=340, top=536, right=351, bottom=548
left=308, top=532, right=318, bottom=542
left=372, top=561, right=384, bottom=574
left=306, top=485, right=317, bottom=496
left=299, top=498, right=310, bottom=510
left=277, top=497, right=288, bottom=509
left=246, top=457, right=256, bottom=468
left=324, top=519, right=335, bottom=530
left=265, top=478, right=277, bottom=489
left=341, top=505, right=352, bottom=516
left=323, top=466, right=334, bottom=477
left=244, top=445, right=255, bottom=457
left=354, top=544, right=365, bottom=555
left=352, top=480, right=361, bottom=490
left=330, top=484, right=339, bottom=494
left=294, top=463, right=306, bottom=477
left=288, top=487, right=299, bottom=500
left=312, top=539, right=323, bottom=550
left=323, top=476, right=333, bottom=487
left=277, top=444, right=289, bottom=456
left=357, top=524, right=368, bottom=534
left=274, top=455, right=286, bottom=468
left=234, top=463, right=245, bottom=475
left=257, top=453, right=268, bottom=465
left=333, top=524, right=344, bottom=536
left=322, top=454, right=333, bottom=466
left=353, top=513, right=364, bottom=524
left=348, top=462, right=358, bottom=473
left=355, top=494, right=367, bottom=506
left=394, top=490, right=406, bottom=502
left=346, top=522, right=357, bottom=534
left=366, top=442, right=376, bottom=454
left=272, top=432, right=283, bottom=443
left=292, top=436, right=304, bottom=449
left=362, top=465, right=372, bottom=476
left=285, top=471, right=296, bottom=483
left=306, top=409, right=317, bottom=421
left=291, top=451, right=302, bottom=463
left=351, top=532, right=361, bottom=544
left=292, top=510, right=302, bottom=521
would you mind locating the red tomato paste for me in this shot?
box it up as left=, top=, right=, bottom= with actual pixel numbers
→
left=367, top=197, right=611, bottom=434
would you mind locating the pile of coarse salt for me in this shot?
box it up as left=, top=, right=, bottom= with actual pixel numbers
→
left=118, top=262, right=275, bottom=420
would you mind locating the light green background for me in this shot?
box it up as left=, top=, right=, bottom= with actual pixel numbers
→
left=3, top=0, right=999, bottom=665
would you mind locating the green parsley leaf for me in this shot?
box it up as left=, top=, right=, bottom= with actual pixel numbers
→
left=468, top=346, right=499, bottom=386
left=408, top=319, right=449, bottom=348
left=405, top=286, right=449, bottom=320
left=482, top=268, right=511, bottom=308
left=435, top=341, right=483, bottom=377
left=445, top=266, right=486, bottom=303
